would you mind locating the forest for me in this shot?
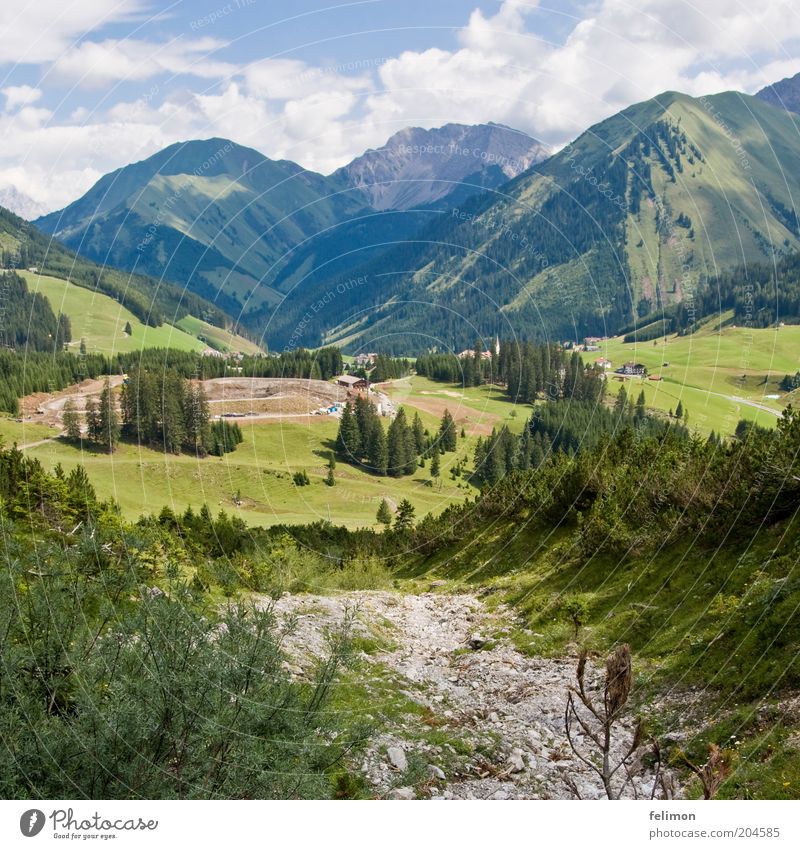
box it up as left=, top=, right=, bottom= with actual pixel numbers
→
left=336, top=396, right=458, bottom=477
left=0, top=271, right=71, bottom=351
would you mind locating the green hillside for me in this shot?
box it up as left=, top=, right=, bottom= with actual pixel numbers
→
left=580, top=319, right=800, bottom=435
left=264, top=90, right=800, bottom=352
left=35, top=139, right=370, bottom=318
left=25, top=272, right=203, bottom=355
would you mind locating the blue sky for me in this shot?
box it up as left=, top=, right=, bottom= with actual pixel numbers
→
left=2, top=0, right=799, bottom=210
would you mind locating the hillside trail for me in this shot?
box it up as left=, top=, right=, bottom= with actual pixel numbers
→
left=267, top=590, right=673, bottom=800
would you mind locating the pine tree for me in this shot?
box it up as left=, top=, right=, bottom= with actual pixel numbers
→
left=376, top=499, right=393, bottom=525
left=614, top=385, right=628, bottom=416
left=412, top=412, right=426, bottom=454
left=387, top=408, right=414, bottom=477
left=184, top=382, right=210, bottom=455
left=394, top=499, right=415, bottom=531
left=85, top=397, right=101, bottom=443
left=430, top=451, right=441, bottom=477
left=336, top=401, right=362, bottom=463
left=124, top=321, right=133, bottom=336
left=98, top=378, right=120, bottom=452
left=366, top=419, right=388, bottom=475
left=325, top=452, right=336, bottom=486
left=439, top=409, right=457, bottom=452
left=62, top=399, right=82, bottom=441
left=675, top=400, right=684, bottom=420
left=635, top=390, right=646, bottom=420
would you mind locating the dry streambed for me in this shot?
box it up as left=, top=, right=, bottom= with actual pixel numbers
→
left=264, top=591, right=673, bottom=800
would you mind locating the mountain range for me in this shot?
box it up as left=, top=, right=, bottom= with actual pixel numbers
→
left=756, top=71, right=800, bottom=114
left=28, top=87, right=800, bottom=352
left=0, top=186, right=48, bottom=220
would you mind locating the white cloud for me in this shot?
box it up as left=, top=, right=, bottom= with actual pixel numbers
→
left=52, top=37, right=237, bottom=86
left=2, top=85, right=43, bottom=111
left=3, top=0, right=800, bottom=211
left=0, top=0, right=146, bottom=64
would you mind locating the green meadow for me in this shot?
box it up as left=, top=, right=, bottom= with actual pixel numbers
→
left=582, top=317, right=800, bottom=435
left=23, top=415, right=482, bottom=528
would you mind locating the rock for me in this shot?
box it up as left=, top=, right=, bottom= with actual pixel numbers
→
left=388, top=787, right=415, bottom=800
left=468, top=635, right=486, bottom=649
left=490, top=787, right=511, bottom=800
left=428, top=765, right=446, bottom=780
left=387, top=746, right=408, bottom=771
left=489, top=711, right=500, bottom=723
left=507, top=750, right=526, bottom=773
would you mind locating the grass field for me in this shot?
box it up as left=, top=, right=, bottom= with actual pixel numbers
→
left=380, top=376, right=530, bottom=436
left=0, top=416, right=57, bottom=448
left=24, top=271, right=259, bottom=357
left=24, top=414, right=483, bottom=528
left=581, top=317, right=800, bottom=435
left=176, top=314, right=262, bottom=355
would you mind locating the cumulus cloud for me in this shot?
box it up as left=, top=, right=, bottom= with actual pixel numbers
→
left=0, top=0, right=146, bottom=64
left=2, top=0, right=800, bottom=210
left=2, top=85, right=43, bottom=111
left=52, top=36, right=237, bottom=86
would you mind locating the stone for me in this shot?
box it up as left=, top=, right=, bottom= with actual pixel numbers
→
left=388, top=787, right=415, bottom=800
left=468, top=635, right=486, bottom=649
left=428, top=765, right=446, bottom=780
left=507, top=750, right=526, bottom=773
left=387, top=746, right=408, bottom=771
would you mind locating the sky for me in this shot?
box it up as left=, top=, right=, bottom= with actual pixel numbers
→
left=2, top=0, right=800, bottom=211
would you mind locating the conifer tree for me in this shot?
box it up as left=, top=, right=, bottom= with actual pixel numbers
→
left=62, top=399, right=82, bottom=441
left=439, top=409, right=457, bottom=452
left=430, top=451, right=441, bottom=478
left=85, top=397, right=101, bottom=443
left=376, top=498, right=393, bottom=525
left=99, top=378, right=120, bottom=452
left=394, top=498, right=415, bottom=531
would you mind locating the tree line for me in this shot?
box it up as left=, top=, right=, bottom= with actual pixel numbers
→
left=336, top=396, right=457, bottom=477
left=0, top=271, right=71, bottom=351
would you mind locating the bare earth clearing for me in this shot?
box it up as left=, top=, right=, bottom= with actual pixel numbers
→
left=202, top=378, right=347, bottom=417
left=21, top=375, right=127, bottom=426
left=267, top=591, right=681, bottom=800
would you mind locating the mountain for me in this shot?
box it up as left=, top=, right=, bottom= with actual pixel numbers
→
left=756, top=72, right=800, bottom=114
left=335, top=122, right=548, bottom=211
left=0, top=204, right=230, bottom=334
left=35, top=139, right=371, bottom=318
left=0, top=185, right=48, bottom=220
left=261, top=89, right=800, bottom=352
left=35, top=126, right=549, bottom=331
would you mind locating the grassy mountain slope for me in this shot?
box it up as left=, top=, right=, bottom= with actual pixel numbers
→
left=24, top=272, right=203, bottom=355
left=35, top=139, right=371, bottom=318
left=0, top=204, right=229, bottom=331
left=265, top=90, right=800, bottom=353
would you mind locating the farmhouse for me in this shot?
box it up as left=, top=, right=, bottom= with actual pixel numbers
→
left=354, top=352, right=377, bottom=367
left=595, top=357, right=612, bottom=369
left=336, top=374, right=368, bottom=391
left=616, top=361, right=647, bottom=376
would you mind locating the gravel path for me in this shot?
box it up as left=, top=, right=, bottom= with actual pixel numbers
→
left=266, top=590, right=672, bottom=800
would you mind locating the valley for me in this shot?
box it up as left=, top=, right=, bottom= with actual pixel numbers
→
left=3, top=51, right=800, bottom=809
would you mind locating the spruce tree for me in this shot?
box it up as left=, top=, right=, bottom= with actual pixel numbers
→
left=430, top=451, right=441, bottom=477
left=336, top=402, right=362, bottom=463
left=62, top=399, right=82, bottom=441
left=439, top=409, right=457, bottom=452
left=85, top=397, right=101, bottom=443
left=99, top=378, right=120, bottom=452
left=387, top=408, right=413, bottom=477
left=376, top=499, right=393, bottom=525
left=394, top=499, right=415, bottom=531
left=366, top=420, right=388, bottom=475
